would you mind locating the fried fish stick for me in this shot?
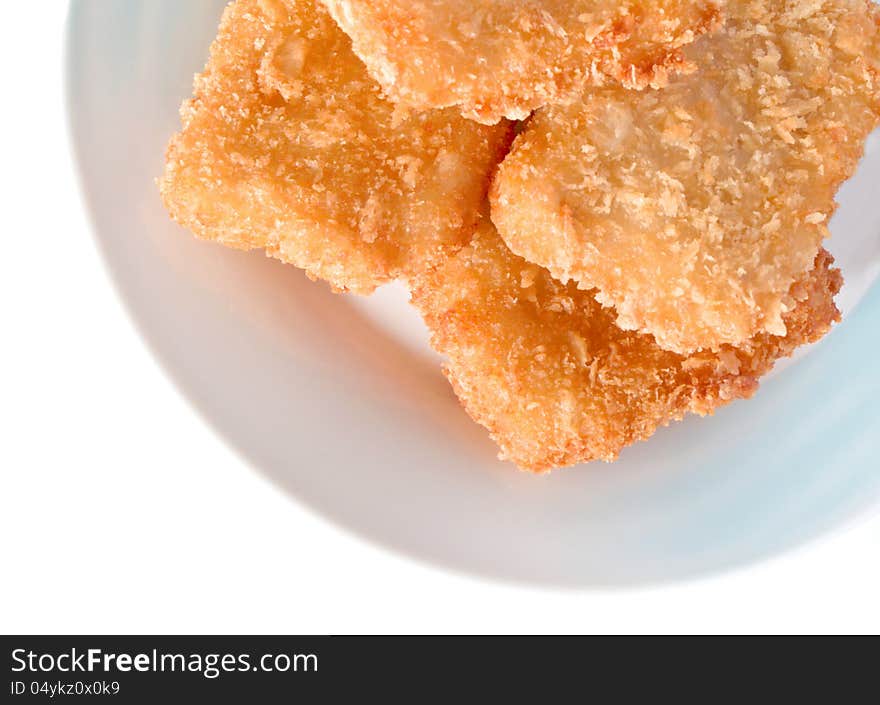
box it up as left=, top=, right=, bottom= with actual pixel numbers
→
left=320, top=0, right=723, bottom=124
left=412, top=220, right=841, bottom=472
left=492, top=0, right=879, bottom=353
left=160, top=0, right=512, bottom=294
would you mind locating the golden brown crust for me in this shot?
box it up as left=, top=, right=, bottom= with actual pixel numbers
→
left=160, top=0, right=513, bottom=294
left=321, top=0, right=723, bottom=124
left=492, top=0, right=880, bottom=351
left=412, top=220, right=842, bottom=472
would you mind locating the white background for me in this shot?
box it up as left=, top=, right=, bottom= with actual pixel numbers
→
left=1, top=2, right=878, bottom=635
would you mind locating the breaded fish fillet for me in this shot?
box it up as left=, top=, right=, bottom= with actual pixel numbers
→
left=320, top=0, right=723, bottom=124
left=492, top=0, right=880, bottom=353
left=160, top=0, right=512, bottom=294
left=412, top=220, right=842, bottom=472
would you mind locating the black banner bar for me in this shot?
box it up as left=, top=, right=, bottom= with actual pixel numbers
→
left=4, top=635, right=872, bottom=700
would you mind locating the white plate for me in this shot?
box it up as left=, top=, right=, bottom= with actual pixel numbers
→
left=66, top=0, right=880, bottom=587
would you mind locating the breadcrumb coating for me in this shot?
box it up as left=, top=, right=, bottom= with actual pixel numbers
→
left=160, top=0, right=513, bottom=294
left=492, top=0, right=880, bottom=353
left=320, top=0, right=723, bottom=124
left=412, top=220, right=842, bottom=472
